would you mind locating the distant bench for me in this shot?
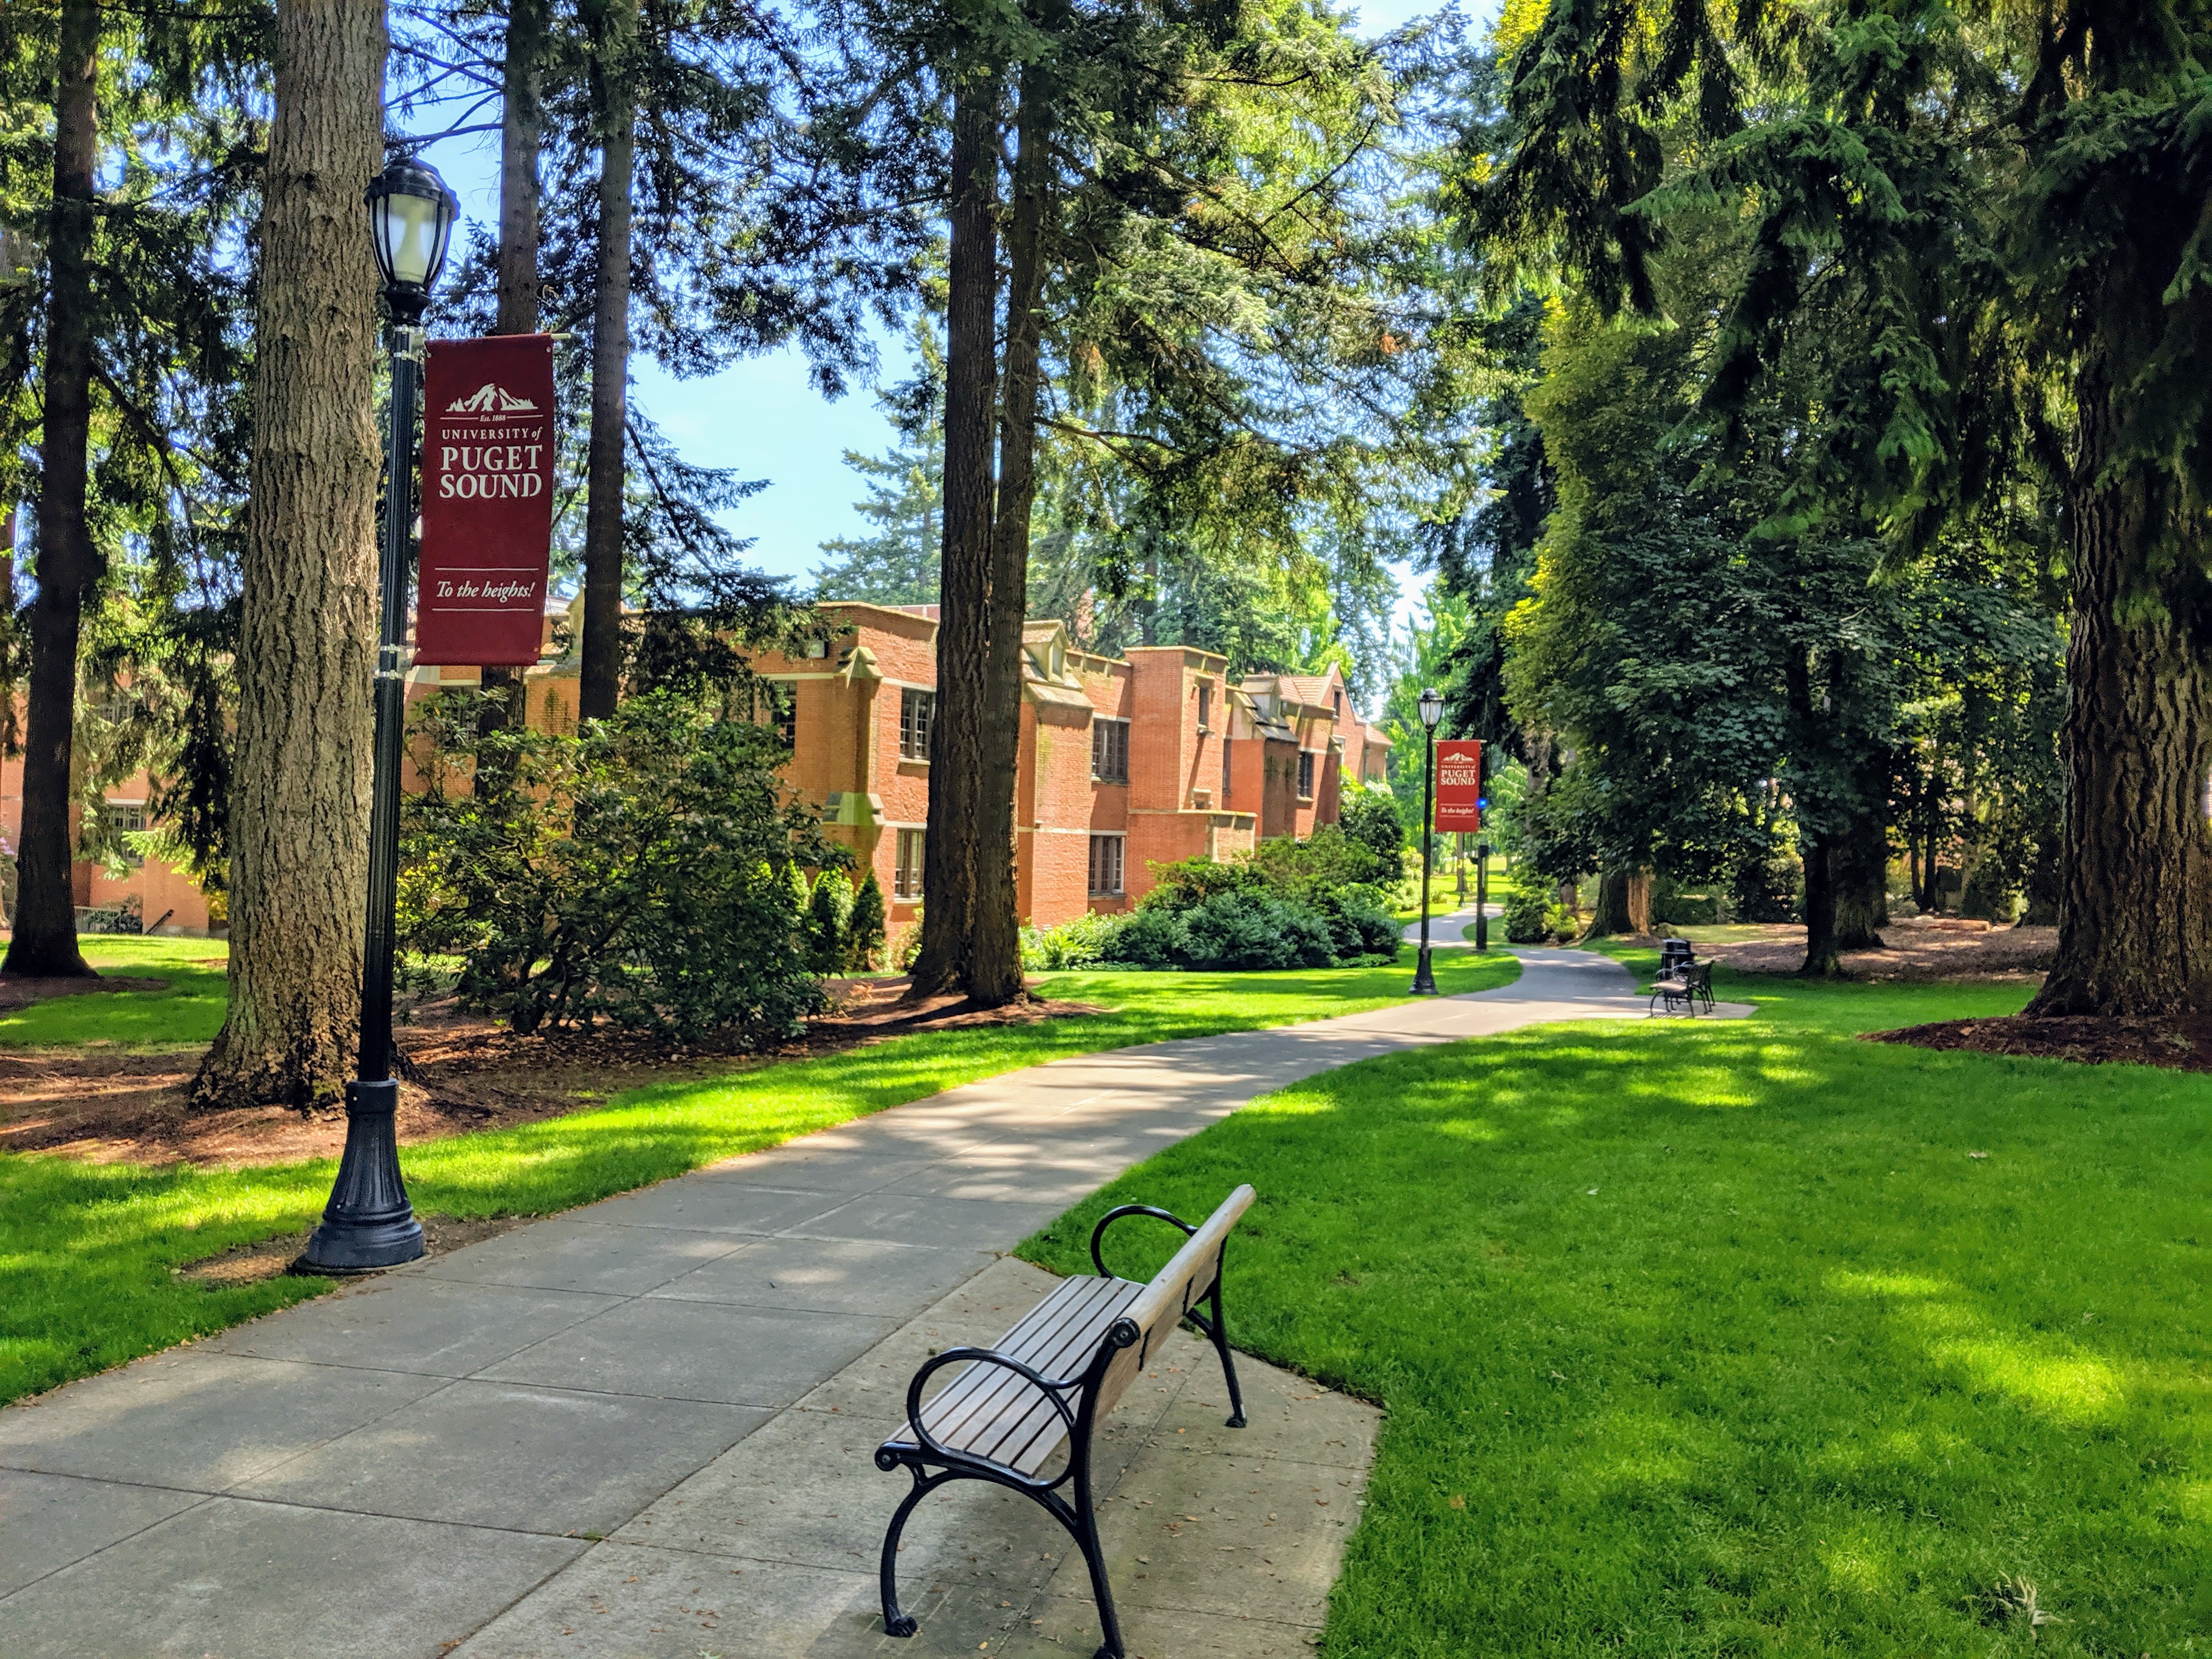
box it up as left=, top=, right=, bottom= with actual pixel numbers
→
left=1651, top=957, right=1714, bottom=1017
left=872, top=1184, right=1256, bottom=1659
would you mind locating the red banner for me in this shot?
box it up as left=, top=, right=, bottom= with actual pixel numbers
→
left=1434, top=739, right=1483, bottom=831
left=416, top=334, right=556, bottom=667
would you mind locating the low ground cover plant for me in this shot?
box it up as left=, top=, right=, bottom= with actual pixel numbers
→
left=1023, top=965, right=2205, bottom=1657
left=1022, top=826, right=1401, bottom=972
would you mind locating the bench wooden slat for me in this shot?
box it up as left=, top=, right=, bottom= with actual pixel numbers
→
left=887, top=1276, right=1144, bottom=1476
left=883, top=1184, right=1254, bottom=1479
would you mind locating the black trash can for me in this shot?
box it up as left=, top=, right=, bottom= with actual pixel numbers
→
left=1659, top=938, right=1695, bottom=978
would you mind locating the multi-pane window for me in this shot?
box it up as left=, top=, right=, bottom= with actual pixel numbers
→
left=1296, top=751, right=1316, bottom=799
left=107, top=802, right=146, bottom=867
left=1197, top=682, right=1213, bottom=731
left=769, top=684, right=797, bottom=749
left=1088, top=833, right=1125, bottom=896
left=1331, top=689, right=1341, bottom=716
left=900, top=689, right=934, bottom=761
left=1092, top=718, right=1129, bottom=783
left=895, top=828, right=926, bottom=899
left=1221, top=743, right=1233, bottom=805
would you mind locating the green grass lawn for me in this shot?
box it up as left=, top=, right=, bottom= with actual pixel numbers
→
left=1020, top=967, right=2212, bottom=1657
left=0, top=934, right=231, bottom=1048
left=0, top=946, right=1520, bottom=1405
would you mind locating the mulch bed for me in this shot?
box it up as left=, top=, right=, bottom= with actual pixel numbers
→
left=1866, top=1013, right=2212, bottom=1074
left=1695, top=914, right=2057, bottom=981
left=0, top=974, right=1102, bottom=1168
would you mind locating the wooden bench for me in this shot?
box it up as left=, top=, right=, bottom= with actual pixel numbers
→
left=1651, top=957, right=1715, bottom=1017
left=872, top=1184, right=1255, bottom=1658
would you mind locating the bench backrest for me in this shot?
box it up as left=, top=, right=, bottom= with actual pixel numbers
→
left=1091, top=1183, right=1254, bottom=1421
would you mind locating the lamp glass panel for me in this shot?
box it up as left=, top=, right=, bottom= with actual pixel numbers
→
left=381, top=189, right=444, bottom=287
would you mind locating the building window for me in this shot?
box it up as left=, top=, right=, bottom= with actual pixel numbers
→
left=900, top=689, right=934, bottom=761
left=895, top=828, right=926, bottom=899
left=107, top=802, right=146, bottom=867
left=1221, top=742, right=1233, bottom=804
left=1197, top=682, right=1212, bottom=731
left=1092, top=718, right=1129, bottom=783
left=1296, top=751, right=1315, bottom=799
left=768, top=683, right=796, bottom=749
left=1331, top=689, right=1341, bottom=716
left=1088, top=833, right=1125, bottom=896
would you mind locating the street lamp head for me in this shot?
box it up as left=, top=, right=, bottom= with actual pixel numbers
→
left=365, top=154, right=459, bottom=323
left=1417, top=686, right=1443, bottom=732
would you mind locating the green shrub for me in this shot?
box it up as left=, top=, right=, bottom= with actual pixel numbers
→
left=399, top=690, right=838, bottom=1043
left=1174, top=888, right=1336, bottom=970
left=1338, top=783, right=1406, bottom=866
left=808, top=868, right=853, bottom=974
left=845, top=872, right=887, bottom=970
left=1248, top=824, right=1382, bottom=901
left=1021, top=909, right=1130, bottom=971
left=1503, top=886, right=1554, bottom=944
left=1312, top=882, right=1402, bottom=962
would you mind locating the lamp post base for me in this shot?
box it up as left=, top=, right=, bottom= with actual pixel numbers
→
left=301, top=1080, right=425, bottom=1273
left=1410, top=946, right=1438, bottom=996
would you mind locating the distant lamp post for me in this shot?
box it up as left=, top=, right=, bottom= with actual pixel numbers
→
left=302, top=154, right=457, bottom=1274
left=1411, top=686, right=1443, bottom=995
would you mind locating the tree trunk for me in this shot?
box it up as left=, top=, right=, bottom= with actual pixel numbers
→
left=192, top=0, right=385, bottom=1110
left=1800, top=832, right=1840, bottom=976
left=2, top=0, right=100, bottom=981
left=578, top=0, right=637, bottom=724
left=962, top=71, right=1052, bottom=1008
left=2028, top=350, right=2212, bottom=1015
left=479, top=0, right=550, bottom=752
left=1585, top=867, right=1632, bottom=938
left=1625, top=867, right=1651, bottom=935
left=909, top=70, right=1000, bottom=998
left=1832, top=816, right=1887, bottom=949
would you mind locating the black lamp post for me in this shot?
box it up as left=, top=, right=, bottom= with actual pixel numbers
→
left=1410, top=686, right=1443, bottom=995
left=302, top=155, right=458, bottom=1274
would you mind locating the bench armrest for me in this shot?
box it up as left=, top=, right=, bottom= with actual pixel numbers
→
left=1090, top=1204, right=1197, bottom=1279
left=882, top=1346, right=1086, bottom=1474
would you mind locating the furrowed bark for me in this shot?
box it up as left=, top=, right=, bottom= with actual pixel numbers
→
left=578, top=0, right=637, bottom=725
left=3, top=0, right=100, bottom=981
left=966, top=70, right=1053, bottom=1007
left=479, top=0, right=550, bottom=753
left=910, top=70, right=1000, bottom=998
left=193, top=0, right=386, bottom=1109
left=2027, top=352, right=2212, bottom=1015
left=1832, top=816, right=1888, bottom=949
left=1585, top=867, right=1632, bottom=938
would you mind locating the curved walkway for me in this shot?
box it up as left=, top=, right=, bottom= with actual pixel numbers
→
left=0, top=950, right=1650, bottom=1658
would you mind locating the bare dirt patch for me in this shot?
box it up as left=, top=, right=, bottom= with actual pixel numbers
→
left=1866, top=1013, right=2212, bottom=1074
left=1691, top=914, right=2056, bottom=981
left=0, top=974, right=1101, bottom=1167
left=0, top=974, right=169, bottom=1011
left=176, top=1213, right=531, bottom=1286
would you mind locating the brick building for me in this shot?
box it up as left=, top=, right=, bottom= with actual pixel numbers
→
left=2, top=597, right=1387, bottom=942
left=742, top=602, right=1387, bottom=940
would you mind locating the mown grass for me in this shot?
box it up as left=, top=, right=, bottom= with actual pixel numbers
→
left=0, top=947, right=1520, bottom=1404
left=0, top=935, right=230, bottom=1048
left=1020, top=967, right=2212, bottom=1657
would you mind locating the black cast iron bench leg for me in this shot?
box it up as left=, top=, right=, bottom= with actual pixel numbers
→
left=1184, top=1278, right=1247, bottom=1428
left=878, top=1463, right=1127, bottom=1658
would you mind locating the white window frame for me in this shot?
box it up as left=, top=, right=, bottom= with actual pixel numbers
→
left=1088, top=833, right=1126, bottom=897
left=894, top=827, right=926, bottom=899
left=1092, top=717, right=1130, bottom=784
left=899, top=689, right=934, bottom=761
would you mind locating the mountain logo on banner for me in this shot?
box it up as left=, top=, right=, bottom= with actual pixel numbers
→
left=446, top=382, right=540, bottom=415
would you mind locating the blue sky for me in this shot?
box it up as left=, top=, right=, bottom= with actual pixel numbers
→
left=410, top=0, right=1464, bottom=615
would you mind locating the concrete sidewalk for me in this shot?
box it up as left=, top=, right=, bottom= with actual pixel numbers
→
left=0, top=948, right=1650, bottom=1658
left=1402, top=900, right=1500, bottom=944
